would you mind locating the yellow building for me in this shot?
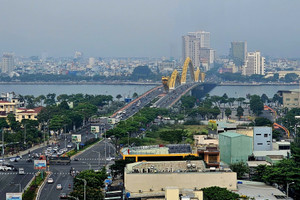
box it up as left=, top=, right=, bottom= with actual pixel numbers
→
left=0, top=101, right=16, bottom=114
left=15, top=107, right=43, bottom=122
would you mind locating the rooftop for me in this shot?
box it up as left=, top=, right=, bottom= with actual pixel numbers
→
left=122, top=144, right=192, bottom=155
left=126, top=160, right=207, bottom=174
left=236, top=181, right=287, bottom=200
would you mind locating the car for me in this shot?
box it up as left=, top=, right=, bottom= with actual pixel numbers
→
left=26, top=158, right=33, bottom=163
left=0, top=166, right=6, bottom=171
left=47, top=178, right=54, bottom=184
left=56, top=184, right=62, bottom=190
left=18, top=168, right=25, bottom=175
left=59, top=193, right=68, bottom=199
left=67, top=144, right=72, bottom=148
left=53, top=147, right=59, bottom=151
left=9, top=158, right=17, bottom=162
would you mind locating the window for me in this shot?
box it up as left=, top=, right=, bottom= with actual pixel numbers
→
left=256, top=134, right=261, bottom=136
left=264, top=134, right=268, bottom=137
left=257, top=143, right=263, bottom=145
left=286, top=98, right=290, bottom=101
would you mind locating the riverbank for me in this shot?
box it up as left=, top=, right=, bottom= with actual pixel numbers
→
left=219, top=82, right=299, bottom=86
left=0, top=81, right=161, bottom=86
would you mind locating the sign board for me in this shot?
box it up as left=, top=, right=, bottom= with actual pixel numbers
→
left=72, top=134, right=81, bottom=143
left=91, top=126, right=99, bottom=133
left=34, top=160, right=46, bottom=170
left=6, top=193, right=22, bottom=200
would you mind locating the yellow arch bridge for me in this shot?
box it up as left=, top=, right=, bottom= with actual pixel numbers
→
left=162, top=57, right=205, bottom=91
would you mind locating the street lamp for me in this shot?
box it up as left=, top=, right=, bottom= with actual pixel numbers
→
left=82, top=162, right=91, bottom=170
left=76, top=178, right=87, bottom=200
left=286, top=182, right=295, bottom=200
left=92, top=150, right=101, bottom=167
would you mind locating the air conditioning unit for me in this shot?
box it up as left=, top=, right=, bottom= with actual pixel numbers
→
left=139, top=190, right=143, bottom=193
left=161, top=188, right=165, bottom=191
left=150, top=188, right=153, bottom=192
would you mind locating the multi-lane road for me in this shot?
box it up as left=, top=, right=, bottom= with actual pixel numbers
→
left=40, top=139, right=115, bottom=200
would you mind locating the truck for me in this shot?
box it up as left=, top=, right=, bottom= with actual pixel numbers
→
left=19, top=168, right=25, bottom=175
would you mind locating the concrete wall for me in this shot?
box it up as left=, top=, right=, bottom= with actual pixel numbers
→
left=253, top=127, right=272, bottom=151
left=124, top=172, right=237, bottom=194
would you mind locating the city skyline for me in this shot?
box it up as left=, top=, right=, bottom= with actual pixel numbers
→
left=1, top=0, right=300, bottom=58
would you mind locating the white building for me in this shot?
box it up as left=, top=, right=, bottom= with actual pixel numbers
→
left=1, top=53, right=14, bottom=75
left=253, top=127, right=272, bottom=151
left=182, top=31, right=212, bottom=69
left=243, top=51, right=265, bottom=76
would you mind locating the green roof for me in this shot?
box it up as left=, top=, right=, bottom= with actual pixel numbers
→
left=220, top=131, right=241, bottom=138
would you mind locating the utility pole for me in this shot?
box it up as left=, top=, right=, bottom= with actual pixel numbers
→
left=105, top=130, right=107, bottom=166
left=1, top=129, right=4, bottom=160
left=76, top=178, right=87, bottom=200
left=24, top=123, right=27, bottom=145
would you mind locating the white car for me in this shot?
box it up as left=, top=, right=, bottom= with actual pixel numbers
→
left=67, top=144, right=72, bottom=148
left=56, top=184, right=62, bottom=190
left=9, top=158, right=16, bottom=162
left=47, top=178, right=54, bottom=184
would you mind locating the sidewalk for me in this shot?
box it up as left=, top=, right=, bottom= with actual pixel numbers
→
left=3, top=140, right=55, bottom=159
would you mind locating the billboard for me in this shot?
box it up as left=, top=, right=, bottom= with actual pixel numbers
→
left=34, top=160, right=46, bottom=170
left=6, top=193, right=22, bottom=200
left=91, top=126, right=99, bottom=133
left=72, top=134, right=81, bottom=143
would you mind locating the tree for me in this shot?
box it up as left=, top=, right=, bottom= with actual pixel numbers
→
left=211, top=106, right=221, bottom=119
left=284, top=73, right=298, bottom=82
left=132, top=92, right=138, bottom=99
left=251, top=164, right=267, bottom=181
left=225, top=108, right=232, bottom=119
left=181, top=95, right=196, bottom=109
left=236, top=106, right=244, bottom=120
left=254, top=117, right=272, bottom=126
left=110, top=158, right=135, bottom=178
left=261, top=94, right=269, bottom=104
left=116, top=94, right=122, bottom=101
left=201, top=186, right=239, bottom=200
left=229, top=161, right=249, bottom=179
left=70, top=169, right=107, bottom=200
left=236, top=97, right=245, bottom=107
left=250, top=95, right=264, bottom=115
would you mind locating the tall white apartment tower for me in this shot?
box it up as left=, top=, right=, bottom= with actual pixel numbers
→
left=182, top=31, right=210, bottom=69
left=1, top=53, right=14, bottom=74
left=243, top=51, right=265, bottom=76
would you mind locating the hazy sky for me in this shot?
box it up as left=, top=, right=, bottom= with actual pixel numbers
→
left=1, top=0, right=300, bottom=58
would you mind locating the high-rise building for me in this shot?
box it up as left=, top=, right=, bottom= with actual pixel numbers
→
left=243, top=51, right=265, bottom=76
left=1, top=53, right=14, bottom=74
left=182, top=31, right=211, bottom=69
left=229, top=41, right=247, bottom=67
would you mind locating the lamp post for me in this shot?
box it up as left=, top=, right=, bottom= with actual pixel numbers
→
left=76, top=178, right=87, bottom=200
left=82, top=162, right=91, bottom=170
left=1, top=128, right=4, bottom=160
left=92, top=150, right=101, bottom=167
left=286, top=182, right=295, bottom=200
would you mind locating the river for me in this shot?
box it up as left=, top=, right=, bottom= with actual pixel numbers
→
left=0, top=83, right=298, bottom=99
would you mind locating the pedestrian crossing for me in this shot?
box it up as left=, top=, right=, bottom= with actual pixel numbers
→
left=0, top=172, right=35, bottom=175
left=72, top=158, right=110, bottom=161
